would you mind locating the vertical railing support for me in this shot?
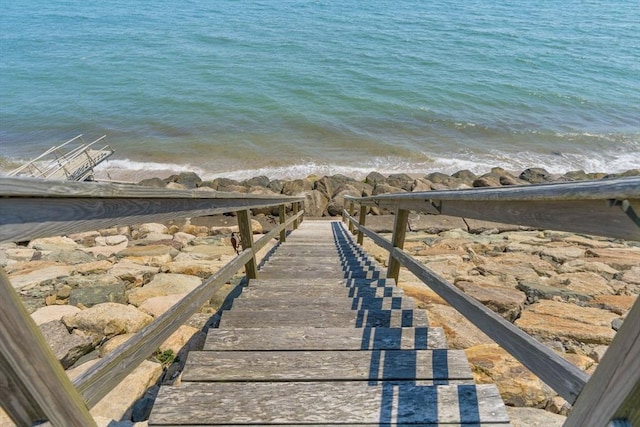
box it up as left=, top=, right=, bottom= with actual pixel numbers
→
left=357, top=205, right=367, bottom=246
left=0, top=269, right=97, bottom=427
left=237, top=209, right=258, bottom=281
left=279, top=204, right=287, bottom=243
left=387, top=208, right=409, bottom=283
left=348, top=201, right=355, bottom=233
left=292, top=202, right=299, bottom=230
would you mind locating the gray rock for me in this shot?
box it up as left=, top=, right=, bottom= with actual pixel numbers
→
left=137, top=177, right=166, bottom=188
left=267, top=179, right=284, bottom=193
left=612, top=317, right=624, bottom=331
left=372, top=183, right=405, bottom=196
left=516, top=280, right=592, bottom=303
left=41, top=250, right=95, bottom=265
left=520, top=167, right=551, bottom=183
left=386, top=173, right=414, bottom=191
left=69, top=282, right=127, bottom=307
left=472, top=173, right=502, bottom=187
left=282, top=179, right=313, bottom=195
left=39, top=320, right=95, bottom=369
left=365, top=171, right=386, bottom=186
left=303, top=190, right=330, bottom=217
left=242, top=175, right=271, bottom=188
left=165, top=172, right=202, bottom=189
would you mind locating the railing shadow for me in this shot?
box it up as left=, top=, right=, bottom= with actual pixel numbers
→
left=330, top=221, right=483, bottom=426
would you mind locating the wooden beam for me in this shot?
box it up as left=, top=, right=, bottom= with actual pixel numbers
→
left=0, top=269, right=96, bottom=426
left=279, top=204, right=287, bottom=243
left=237, top=209, right=257, bottom=281
left=565, top=298, right=640, bottom=427
left=387, top=209, right=409, bottom=282
left=73, top=250, right=252, bottom=407
left=391, top=247, right=589, bottom=403
left=357, top=206, right=367, bottom=245
left=292, top=202, right=299, bottom=229
left=348, top=201, right=355, bottom=233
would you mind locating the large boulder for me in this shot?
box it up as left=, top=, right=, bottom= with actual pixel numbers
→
left=28, top=236, right=78, bottom=252
left=31, top=305, right=82, bottom=325
left=62, top=302, right=153, bottom=338
left=8, top=263, right=75, bottom=290
left=455, top=281, right=525, bottom=322
left=68, top=282, right=127, bottom=307
left=303, top=190, right=330, bottom=217
left=165, top=172, right=202, bottom=189
left=39, top=320, right=95, bottom=369
left=520, top=168, right=551, bottom=183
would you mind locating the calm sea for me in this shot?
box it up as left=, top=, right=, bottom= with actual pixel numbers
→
left=1, top=0, right=638, bottom=181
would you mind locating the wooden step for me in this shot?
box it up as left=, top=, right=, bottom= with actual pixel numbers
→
left=182, top=349, right=473, bottom=383
left=229, top=296, right=414, bottom=311
left=238, top=285, right=404, bottom=299
left=246, top=277, right=397, bottom=287
left=148, top=382, right=510, bottom=425
left=218, top=308, right=428, bottom=328
left=204, top=327, right=448, bottom=351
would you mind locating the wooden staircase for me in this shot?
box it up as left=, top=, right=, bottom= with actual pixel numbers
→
left=148, top=220, right=511, bottom=425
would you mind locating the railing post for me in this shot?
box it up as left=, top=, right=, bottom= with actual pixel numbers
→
left=292, top=202, right=299, bottom=230
left=0, top=269, right=97, bottom=427
left=348, top=201, right=355, bottom=233
left=387, top=208, right=409, bottom=283
left=357, top=205, right=367, bottom=246
left=279, top=204, right=287, bottom=243
left=237, top=209, right=258, bottom=281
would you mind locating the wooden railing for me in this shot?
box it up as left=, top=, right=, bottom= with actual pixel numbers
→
left=0, top=177, right=305, bottom=426
left=343, top=177, right=640, bottom=427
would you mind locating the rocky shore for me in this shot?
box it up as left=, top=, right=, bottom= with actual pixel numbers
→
left=1, top=166, right=638, bottom=426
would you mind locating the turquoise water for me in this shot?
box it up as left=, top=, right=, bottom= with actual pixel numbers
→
left=1, top=0, right=638, bottom=180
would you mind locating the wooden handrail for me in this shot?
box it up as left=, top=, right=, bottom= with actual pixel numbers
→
left=0, top=177, right=305, bottom=425
left=343, top=177, right=640, bottom=426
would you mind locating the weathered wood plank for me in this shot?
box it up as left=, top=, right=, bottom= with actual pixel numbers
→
left=238, top=285, right=404, bottom=300
left=230, top=296, right=414, bottom=311
left=148, top=382, right=509, bottom=425
left=388, top=208, right=409, bottom=282
left=218, top=308, right=428, bottom=328
left=204, top=327, right=448, bottom=351
left=183, top=349, right=473, bottom=382
left=236, top=209, right=257, bottom=280
left=565, top=297, right=640, bottom=427
left=0, top=269, right=96, bottom=426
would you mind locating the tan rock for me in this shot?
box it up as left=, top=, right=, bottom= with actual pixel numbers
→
left=562, top=352, right=593, bottom=371
left=138, top=223, right=169, bottom=236
left=515, top=301, right=617, bottom=344
left=591, top=294, right=637, bottom=315
left=68, top=230, right=101, bottom=242
left=172, top=232, right=196, bottom=246
left=31, top=305, right=82, bottom=325
left=138, top=293, right=187, bottom=317
left=8, top=264, right=74, bottom=290
left=82, top=240, right=128, bottom=257
left=99, top=333, right=135, bottom=357
left=95, top=235, right=129, bottom=246
left=455, top=281, right=525, bottom=321
left=622, top=266, right=640, bottom=286
left=109, top=261, right=160, bottom=284
left=426, top=304, right=493, bottom=349
left=127, top=273, right=201, bottom=306
left=547, top=272, right=614, bottom=296
left=62, top=302, right=153, bottom=337
left=586, top=247, right=640, bottom=270
left=558, top=259, right=619, bottom=280
left=67, top=359, right=162, bottom=421
left=164, top=259, right=227, bottom=277
left=121, top=254, right=174, bottom=267
left=4, top=248, right=37, bottom=261
left=540, top=246, right=586, bottom=263
left=398, top=282, right=447, bottom=307
left=75, top=260, right=114, bottom=275
left=28, top=236, right=78, bottom=251
left=181, top=244, right=230, bottom=260
left=160, top=325, right=200, bottom=355
left=118, top=245, right=178, bottom=258
left=466, top=343, right=554, bottom=407
left=183, top=224, right=212, bottom=235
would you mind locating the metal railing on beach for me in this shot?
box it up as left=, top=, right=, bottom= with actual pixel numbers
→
left=342, top=176, right=640, bottom=427
left=0, top=176, right=304, bottom=426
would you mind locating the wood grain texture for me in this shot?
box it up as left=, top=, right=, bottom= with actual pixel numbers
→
left=0, top=269, right=96, bottom=426
left=204, top=327, right=448, bottom=351
left=388, top=208, right=409, bottom=282
left=229, top=296, right=414, bottom=311
left=182, top=349, right=473, bottom=382
left=565, top=297, right=640, bottom=427
left=148, top=382, right=509, bottom=425
left=236, top=209, right=257, bottom=280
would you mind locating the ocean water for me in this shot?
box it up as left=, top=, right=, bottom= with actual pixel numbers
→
left=1, top=0, right=638, bottom=181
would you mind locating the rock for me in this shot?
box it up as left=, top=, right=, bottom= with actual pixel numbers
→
left=466, top=344, right=555, bottom=408
left=8, top=263, right=75, bottom=290
left=31, top=305, right=82, bottom=325
left=40, top=250, right=95, bottom=265
left=540, top=246, right=586, bottom=263
left=138, top=293, right=187, bottom=317
left=267, top=179, right=284, bottom=193
left=506, top=407, right=566, bottom=426
left=172, top=232, right=196, bottom=246
left=515, top=300, right=617, bottom=344
left=68, top=282, right=127, bottom=307
left=520, top=168, right=551, bottom=183
left=386, top=173, right=414, bottom=191
left=588, top=345, right=609, bottom=363
left=304, top=190, right=330, bottom=217
left=138, top=177, right=166, bottom=187
left=426, top=304, right=494, bottom=349
left=472, top=173, right=502, bottom=187
left=371, top=183, right=405, bottom=196
left=242, top=175, right=271, bottom=188
left=558, top=259, right=619, bottom=280
left=165, top=182, right=187, bottom=190
left=118, top=244, right=178, bottom=259
left=365, top=171, right=386, bottom=186
left=586, top=248, right=640, bottom=270
left=159, top=325, right=201, bottom=355
left=39, top=320, right=94, bottom=369
left=180, top=244, right=229, bottom=260
left=67, top=359, right=163, bottom=421
left=546, top=272, right=614, bottom=297
left=62, top=302, right=153, bottom=337
left=465, top=218, right=525, bottom=234
left=28, top=236, right=78, bottom=251
left=408, top=214, right=467, bottom=234
left=95, top=235, right=129, bottom=246
left=590, top=294, right=637, bottom=315
left=137, top=223, right=169, bottom=236
left=410, top=178, right=432, bottom=192
left=183, top=224, right=212, bottom=236
left=127, top=273, right=201, bottom=306
left=164, top=259, right=227, bottom=277
left=622, top=266, right=640, bottom=286
left=82, top=240, right=129, bottom=257
left=562, top=170, right=590, bottom=181
left=516, top=280, right=591, bottom=303
left=108, top=261, right=160, bottom=285
left=165, top=171, right=202, bottom=189
left=74, top=260, right=114, bottom=275
left=100, top=333, right=135, bottom=356
left=282, top=179, right=312, bottom=195
left=455, top=281, right=525, bottom=321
